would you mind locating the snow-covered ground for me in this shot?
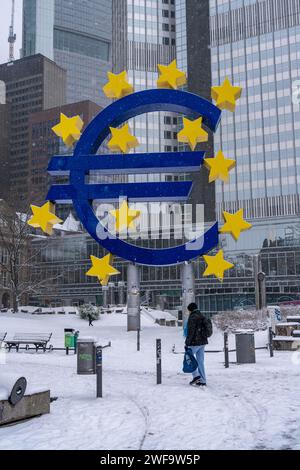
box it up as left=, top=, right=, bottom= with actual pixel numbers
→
left=0, top=310, right=299, bottom=450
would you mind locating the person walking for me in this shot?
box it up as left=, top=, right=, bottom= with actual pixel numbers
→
left=185, top=302, right=213, bottom=387
left=88, top=313, right=94, bottom=327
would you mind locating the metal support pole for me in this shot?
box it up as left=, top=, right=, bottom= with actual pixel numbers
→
left=181, top=262, right=195, bottom=326
left=127, top=263, right=141, bottom=331
left=224, top=331, right=229, bottom=368
left=254, top=255, right=266, bottom=310
left=254, top=255, right=260, bottom=310
left=156, top=339, right=162, bottom=384
left=66, top=347, right=69, bottom=356
left=118, top=281, right=125, bottom=305
left=102, top=286, right=108, bottom=308
left=137, top=328, right=140, bottom=351
left=96, top=345, right=103, bottom=398
left=268, top=327, right=274, bottom=358
left=108, top=282, right=115, bottom=306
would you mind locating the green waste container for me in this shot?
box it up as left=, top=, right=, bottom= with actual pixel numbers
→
left=64, top=328, right=75, bottom=348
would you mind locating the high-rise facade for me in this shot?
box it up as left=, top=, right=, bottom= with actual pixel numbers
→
left=176, top=0, right=215, bottom=221
left=28, top=100, right=101, bottom=205
left=0, top=54, right=66, bottom=203
left=22, top=0, right=112, bottom=107
left=112, top=0, right=177, bottom=158
left=175, top=0, right=300, bottom=311
left=209, top=0, right=300, bottom=220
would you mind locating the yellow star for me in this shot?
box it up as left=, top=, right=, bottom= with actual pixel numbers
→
left=85, top=254, right=120, bottom=286
left=177, top=117, right=208, bottom=150
left=204, top=150, right=236, bottom=183
left=108, top=124, right=139, bottom=154
left=52, top=113, right=83, bottom=148
left=219, top=209, right=252, bottom=241
left=110, top=200, right=140, bottom=233
left=211, top=77, right=242, bottom=112
left=157, top=60, right=187, bottom=90
left=103, top=71, right=134, bottom=99
left=203, top=250, right=234, bottom=281
left=28, top=202, right=62, bottom=235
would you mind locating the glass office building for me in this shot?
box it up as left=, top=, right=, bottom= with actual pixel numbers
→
left=112, top=0, right=177, bottom=158
left=209, top=0, right=300, bottom=219
left=22, top=0, right=112, bottom=107
left=26, top=0, right=300, bottom=312
left=173, top=0, right=300, bottom=311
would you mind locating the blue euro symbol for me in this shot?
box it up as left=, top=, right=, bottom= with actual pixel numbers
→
left=47, top=89, right=221, bottom=266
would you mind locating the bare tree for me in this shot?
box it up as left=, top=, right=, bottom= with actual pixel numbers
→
left=0, top=200, right=62, bottom=312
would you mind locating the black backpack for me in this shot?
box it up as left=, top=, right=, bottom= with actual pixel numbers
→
left=203, top=317, right=213, bottom=338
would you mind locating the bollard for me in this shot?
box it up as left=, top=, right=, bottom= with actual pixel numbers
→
left=66, top=347, right=69, bottom=356
left=137, top=328, right=140, bottom=351
left=224, top=331, right=229, bottom=368
left=156, top=339, right=162, bottom=384
left=268, top=327, right=274, bottom=358
left=96, top=345, right=103, bottom=398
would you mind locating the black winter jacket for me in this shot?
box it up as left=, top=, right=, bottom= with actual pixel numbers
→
left=185, top=309, right=209, bottom=346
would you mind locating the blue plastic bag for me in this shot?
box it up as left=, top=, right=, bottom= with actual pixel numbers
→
left=182, top=347, right=198, bottom=373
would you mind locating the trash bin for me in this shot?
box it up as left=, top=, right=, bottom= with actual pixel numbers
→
left=77, top=337, right=96, bottom=375
left=64, top=328, right=75, bottom=349
left=235, top=330, right=256, bottom=364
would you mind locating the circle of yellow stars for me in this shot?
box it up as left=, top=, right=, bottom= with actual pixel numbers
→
left=28, top=60, right=249, bottom=283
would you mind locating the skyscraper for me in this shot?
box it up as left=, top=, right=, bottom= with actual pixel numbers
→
left=209, top=0, right=300, bottom=221
left=176, top=0, right=215, bottom=221
left=28, top=100, right=101, bottom=205
left=112, top=0, right=177, bottom=157
left=22, top=0, right=112, bottom=107
left=0, top=54, right=66, bottom=203
left=175, top=0, right=300, bottom=311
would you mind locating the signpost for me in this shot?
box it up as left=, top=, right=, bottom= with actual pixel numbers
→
left=96, top=345, right=103, bottom=398
left=156, top=339, right=162, bottom=384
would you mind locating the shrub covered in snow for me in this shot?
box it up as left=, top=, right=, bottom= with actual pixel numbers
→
left=213, top=305, right=300, bottom=332
left=213, top=308, right=269, bottom=332
left=78, top=304, right=100, bottom=321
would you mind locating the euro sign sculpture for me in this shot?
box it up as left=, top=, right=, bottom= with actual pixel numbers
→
left=47, top=88, right=221, bottom=266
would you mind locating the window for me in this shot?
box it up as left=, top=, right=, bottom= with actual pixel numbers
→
left=164, top=131, right=172, bottom=139
left=162, top=9, right=169, bottom=18
left=163, top=37, right=170, bottom=45
left=162, top=23, right=169, bottom=31
left=54, top=28, right=110, bottom=61
left=164, top=116, right=171, bottom=125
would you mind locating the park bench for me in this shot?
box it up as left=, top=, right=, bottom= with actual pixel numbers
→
left=6, top=333, right=53, bottom=352
left=0, top=332, right=7, bottom=342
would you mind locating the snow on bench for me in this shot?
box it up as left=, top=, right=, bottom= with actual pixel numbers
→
left=6, top=333, right=53, bottom=352
left=273, top=336, right=300, bottom=341
left=286, top=316, right=300, bottom=323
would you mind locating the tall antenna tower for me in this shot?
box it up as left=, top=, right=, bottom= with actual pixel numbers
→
left=8, top=0, right=16, bottom=62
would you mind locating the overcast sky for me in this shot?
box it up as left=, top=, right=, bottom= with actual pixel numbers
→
left=0, top=0, right=23, bottom=64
